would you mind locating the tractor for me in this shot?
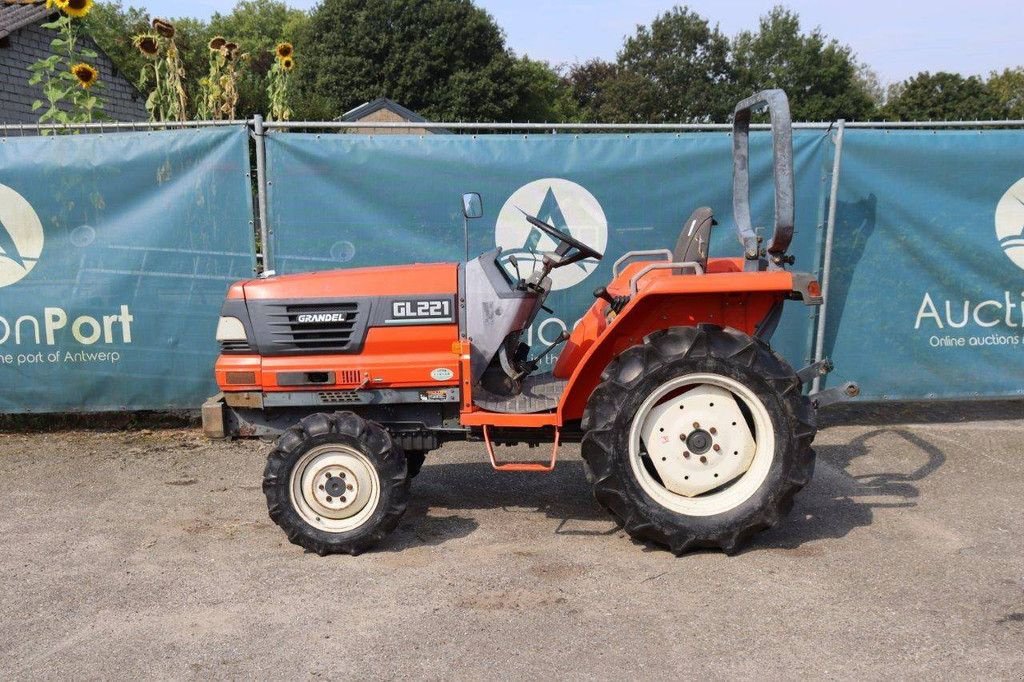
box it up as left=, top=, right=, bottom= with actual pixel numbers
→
left=203, top=90, right=857, bottom=555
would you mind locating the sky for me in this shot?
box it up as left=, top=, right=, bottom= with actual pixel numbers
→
left=145, top=0, right=1023, bottom=84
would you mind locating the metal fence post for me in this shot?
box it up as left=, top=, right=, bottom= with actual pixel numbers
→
left=811, top=119, right=846, bottom=394
left=253, top=114, right=272, bottom=273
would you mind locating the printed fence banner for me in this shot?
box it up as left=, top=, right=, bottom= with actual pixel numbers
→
left=265, top=131, right=834, bottom=370
left=0, top=126, right=255, bottom=412
left=825, top=129, right=1024, bottom=399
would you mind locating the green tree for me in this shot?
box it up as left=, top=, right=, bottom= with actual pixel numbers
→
left=562, top=58, right=620, bottom=122
left=603, top=7, right=735, bottom=123
left=507, top=56, right=576, bottom=122
left=732, top=6, right=875, bottom=121
left=988, top=67, right=1024, bottom=119
left=297, top=0, right=527, bottom=121
left=883, top=71, right=1004, bottom=121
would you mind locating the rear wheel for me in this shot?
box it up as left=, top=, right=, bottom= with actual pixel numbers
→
left=263, top=412, right=409, bottom=555
left=581, top=324, right=816, bottom=555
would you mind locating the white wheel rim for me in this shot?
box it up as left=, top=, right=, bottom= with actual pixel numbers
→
left=628, top=373, right=775, bottom=517
left=289, top=444, right=381, bottom=533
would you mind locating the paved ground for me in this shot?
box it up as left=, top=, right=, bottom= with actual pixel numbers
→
left=1, top=409, right=1023, bottom=679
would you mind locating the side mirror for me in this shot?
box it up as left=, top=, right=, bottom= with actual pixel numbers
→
left=462, top=192, right=483, bottom=219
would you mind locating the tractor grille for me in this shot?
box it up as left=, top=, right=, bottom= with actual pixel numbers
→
left=259, top=301, right=365, bottom=355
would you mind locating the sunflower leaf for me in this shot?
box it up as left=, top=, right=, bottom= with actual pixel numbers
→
left=80, top=49, right=99, bottom=59
left=31, top=100, right=44, bottom=111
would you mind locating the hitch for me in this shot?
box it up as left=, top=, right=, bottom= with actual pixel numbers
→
left=809, top=381, right=860, bottom=409
left=797, top=358, right=834, bottom=384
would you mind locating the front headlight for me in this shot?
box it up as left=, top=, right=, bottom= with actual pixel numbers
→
left=215, top=316, right=247, bottom=342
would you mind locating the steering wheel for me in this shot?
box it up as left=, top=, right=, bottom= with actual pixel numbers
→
left=517, top=208, right=603, bottom=262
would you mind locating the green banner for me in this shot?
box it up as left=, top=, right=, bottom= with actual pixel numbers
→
left=265, top=131, right=834, bottom=371
left=825, top=128, right=1024, bottom=399
left=0, top=126, right=255, bottom=412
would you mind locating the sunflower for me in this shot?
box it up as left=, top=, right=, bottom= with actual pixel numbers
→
left=152, top=18, right=175, bottom=39
left=275, top=42, right=293, bottom=60
left=70, top=62, right=99, bottom=89
left=281, top=57, right=294, bottom=72
left=62, top=0, right=93, bottom=18
left=222, top=42, right=239, bottom=60
left=133, top=34, right=159, bottom=59
left=209, top=36, right=227, bottom=51
left=46, top=0, right=69, bottom=9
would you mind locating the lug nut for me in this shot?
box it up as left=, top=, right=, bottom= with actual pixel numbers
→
left=713, top=444, right=721, bottom=452
left=699, top=456, right=707, bottom=464
left=326, top=496, right=333, bottom=502
left=683, top=451, right=690, bottom=458
left=710, top=427, right=717, bottom=435
left=692, top=422, right=700, bottom=429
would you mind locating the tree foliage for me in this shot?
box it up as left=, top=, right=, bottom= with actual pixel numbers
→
left=732, top=7, right=875, bottom=121
left=882, top=72, right=1004, bottom=121
left=987, top=67, right=1024, bottom=119
left=86, top=0, right=1024, bottom=124
left=601, top=7, right=734, bottom=123
left=297, top=0, right=550, bottom=121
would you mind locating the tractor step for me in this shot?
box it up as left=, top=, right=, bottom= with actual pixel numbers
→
left=482, top=424, right=560, bottom=472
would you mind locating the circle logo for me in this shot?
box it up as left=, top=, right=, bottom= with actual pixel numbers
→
left=0, top=183, right=44, bottom=288
left=995, top=177, right=1024, bottom=271
left=495, top=178, right=608, bottom=291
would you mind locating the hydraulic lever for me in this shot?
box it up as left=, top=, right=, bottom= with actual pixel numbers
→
left=514, top=331, right=570, bottom=380
left=594, top=286, right=629, bottom=314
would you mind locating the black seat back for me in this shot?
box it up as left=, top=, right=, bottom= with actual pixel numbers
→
left=672, top=206, right=716, bottom=272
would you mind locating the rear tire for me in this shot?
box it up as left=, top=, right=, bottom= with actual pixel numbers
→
left=263, top=411, right=409, bottom=556
left=581, top=324, right=816, bottom=555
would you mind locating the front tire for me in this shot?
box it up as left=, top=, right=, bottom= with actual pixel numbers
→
left=263, top=412, right=409, bottom=556
left=581, top=324, right=816, bottom=555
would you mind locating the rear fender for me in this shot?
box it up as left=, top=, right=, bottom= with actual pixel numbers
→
left=556, top=284, right=792, bottom=422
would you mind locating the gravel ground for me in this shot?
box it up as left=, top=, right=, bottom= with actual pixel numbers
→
left=1, top=411, right=1023, bottom=679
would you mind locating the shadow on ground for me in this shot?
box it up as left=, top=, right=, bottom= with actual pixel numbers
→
left=385, top=425, right=948, bottom=553
left=755, top=427, right=946, bottom=551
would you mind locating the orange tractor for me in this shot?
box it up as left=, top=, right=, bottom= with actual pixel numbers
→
left=204, top=90, right=856, bottom=555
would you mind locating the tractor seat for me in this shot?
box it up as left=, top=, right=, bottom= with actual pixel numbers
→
left=672, top=207, right=716, bottom=272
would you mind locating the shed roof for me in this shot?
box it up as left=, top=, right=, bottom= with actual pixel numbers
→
left=0, top=0, right=49, bottom=41
left=339, top=97, right=430, bottom=123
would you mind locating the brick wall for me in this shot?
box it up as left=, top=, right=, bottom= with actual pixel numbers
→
left=0, top=21, right=147, bottom=126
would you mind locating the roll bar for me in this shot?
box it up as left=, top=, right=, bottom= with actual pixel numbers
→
left=732, top=89, right=794, bottom=271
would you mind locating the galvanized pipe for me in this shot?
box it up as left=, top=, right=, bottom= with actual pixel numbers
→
left=812, top=119, right=846, bottom=394
left=262, top=119, right=1024, bottom=132
left=253, top=115, right=272, bottom=274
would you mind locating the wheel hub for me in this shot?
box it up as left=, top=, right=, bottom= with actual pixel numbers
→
left=289, top=446, right=379, bottom=532
left=685, top=428, right=713, bottom=455
left=638, top=383, right=758, bottom=498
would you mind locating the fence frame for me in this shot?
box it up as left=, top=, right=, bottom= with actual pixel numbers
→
left=4, top=115, right=1024, bottom=409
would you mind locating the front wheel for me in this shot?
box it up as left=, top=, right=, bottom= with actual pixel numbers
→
left=263, top=412, right=409, bottom=555
left=581, top=324, right=816, bottom=555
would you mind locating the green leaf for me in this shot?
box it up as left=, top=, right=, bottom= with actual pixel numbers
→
left=80, top=49, right=98, bottom=59
left=40, top=20, right=63, bottom=30
left=28, top=72, right=44, bottom=85
left=31, top=100, right=44, bottom=111
left=50, top=37, right=68, bottom=49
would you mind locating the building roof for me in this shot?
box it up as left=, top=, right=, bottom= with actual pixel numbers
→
left=339, top=97, right=430, bottom=123
left=0, top=0, right=49, bottom=41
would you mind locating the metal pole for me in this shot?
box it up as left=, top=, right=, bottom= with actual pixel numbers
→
left=811, top=119, right=845, bottom=394
left=253, top=115, right=272, bottom=274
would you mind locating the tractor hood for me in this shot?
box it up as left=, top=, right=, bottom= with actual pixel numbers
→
left=220, top=263, right=460, bottom=357
left=239, top=262, right=459, bottom=300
